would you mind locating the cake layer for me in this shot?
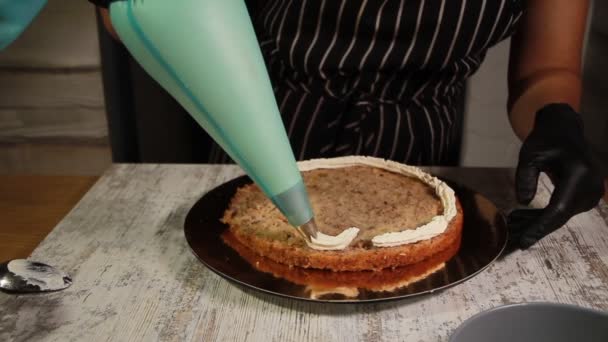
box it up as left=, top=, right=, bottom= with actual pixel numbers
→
left=223, top=166, right=443, bottom=247
left=221, top=159, right=463, bottom=271
left=225, top=203, right=462, bottom=271
left=221, top=229, right=460, bottom=296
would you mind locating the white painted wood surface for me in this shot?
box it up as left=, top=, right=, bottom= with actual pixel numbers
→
left=1, top=165, right=607, bottom=342
left=0, top=70, right=106, bottom=143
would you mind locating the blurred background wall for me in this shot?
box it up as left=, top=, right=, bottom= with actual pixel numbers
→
left=0, top=0, right=605, bottom=175
left=581, top=0, right=608, bottom=174
left=0, top=0, right=110, bottom=175
left=461, top=39, right=518, bottom=167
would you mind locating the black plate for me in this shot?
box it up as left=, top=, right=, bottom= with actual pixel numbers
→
left=184, top=175, right=508, bottom=303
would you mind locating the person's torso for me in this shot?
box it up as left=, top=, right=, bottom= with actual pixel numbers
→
left=248, top=0, right=522, bottom=105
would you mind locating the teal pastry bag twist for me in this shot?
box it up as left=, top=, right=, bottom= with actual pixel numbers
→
left=108, top=0, right=316, bottom=231
left=0, top=0, right=47, bottom=50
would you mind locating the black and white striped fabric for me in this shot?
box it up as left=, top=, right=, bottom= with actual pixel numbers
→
left=208, top=0, right=523, bottom=165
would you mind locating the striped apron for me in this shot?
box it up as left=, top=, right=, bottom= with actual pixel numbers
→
left=208, top=0, right=523, bottom=165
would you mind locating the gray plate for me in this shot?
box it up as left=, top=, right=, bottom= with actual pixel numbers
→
left=450, top=302, right=608, bottom=342
left=184, top=175, right=508, bottom=303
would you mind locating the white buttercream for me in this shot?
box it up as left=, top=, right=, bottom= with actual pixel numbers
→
left=7, top=259, right=70, bottom=291
left=308, top=227, right=360, bottom=251
left=297, top=156, right=457, bottom=249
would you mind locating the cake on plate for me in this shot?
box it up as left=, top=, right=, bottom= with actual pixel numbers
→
left=221, top=156, right=463, bottom=272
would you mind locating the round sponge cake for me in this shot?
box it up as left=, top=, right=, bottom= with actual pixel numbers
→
left=221, top=159, right=463, bottom=271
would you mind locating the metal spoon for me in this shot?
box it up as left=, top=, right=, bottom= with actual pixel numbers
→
left=0, top=259, right=72, bottom=293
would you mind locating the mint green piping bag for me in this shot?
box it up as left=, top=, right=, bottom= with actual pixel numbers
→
left=109, top=0, right=313, bottom=226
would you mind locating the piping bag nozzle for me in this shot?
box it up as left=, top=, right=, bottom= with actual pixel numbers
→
left=272, top=181, right=359, bottom=250
left=296, top=219, right=319, bottom=243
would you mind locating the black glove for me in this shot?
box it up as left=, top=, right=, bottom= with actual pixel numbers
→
left=508, top=103, right=605, bottom=249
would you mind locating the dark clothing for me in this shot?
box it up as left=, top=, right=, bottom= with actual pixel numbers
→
left=209, top=0, right=522, bottom=165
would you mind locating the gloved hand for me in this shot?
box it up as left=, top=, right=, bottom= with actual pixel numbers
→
left=508, top=103, right=605, bottom=249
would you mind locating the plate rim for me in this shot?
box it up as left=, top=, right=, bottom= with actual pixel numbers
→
left=184, top=174, right=508, bottom=304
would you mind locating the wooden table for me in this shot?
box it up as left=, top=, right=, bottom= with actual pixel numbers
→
left=0, top=175, right=98, bottom=262
left=1, top=165, right=607, bottom=342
